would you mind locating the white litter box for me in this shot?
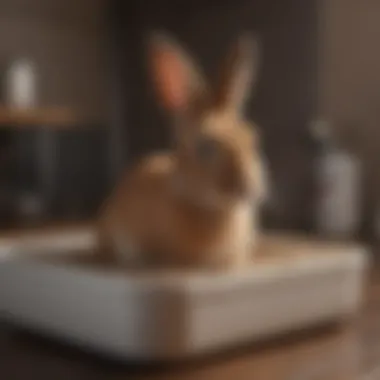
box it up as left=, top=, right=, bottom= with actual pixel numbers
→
left=0, top=227, right=369, bottom=361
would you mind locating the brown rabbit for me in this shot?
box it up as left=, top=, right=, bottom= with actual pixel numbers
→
left=96, top=32, right=269, bottom=270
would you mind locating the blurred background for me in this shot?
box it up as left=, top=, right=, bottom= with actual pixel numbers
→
left=0, top=1, right=379, bottom=378
left=0, top=0, right=378, bottom=249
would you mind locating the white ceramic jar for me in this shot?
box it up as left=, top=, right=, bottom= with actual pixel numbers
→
left=312, top=120, right=362, bottom=238
left=4, top=58, right=37, bottom=109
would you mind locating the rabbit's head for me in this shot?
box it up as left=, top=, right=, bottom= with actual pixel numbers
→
left=149, top=32, right=268, bottom=207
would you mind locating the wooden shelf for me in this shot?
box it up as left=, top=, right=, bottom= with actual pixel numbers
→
left=0, top=220, right=93, bottom=237
left=0, top=106, right=77, bottom=128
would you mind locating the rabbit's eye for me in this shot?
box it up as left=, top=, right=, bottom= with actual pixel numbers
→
left=195, top=137, right=220, bottom=162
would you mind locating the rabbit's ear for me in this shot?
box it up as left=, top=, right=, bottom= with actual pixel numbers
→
left=213, top=34, right=260, bottom=113
left=149, top=32, right=206, bottom=114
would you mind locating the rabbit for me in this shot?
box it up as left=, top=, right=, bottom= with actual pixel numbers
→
left=95, top=32, right=269, bottom=270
